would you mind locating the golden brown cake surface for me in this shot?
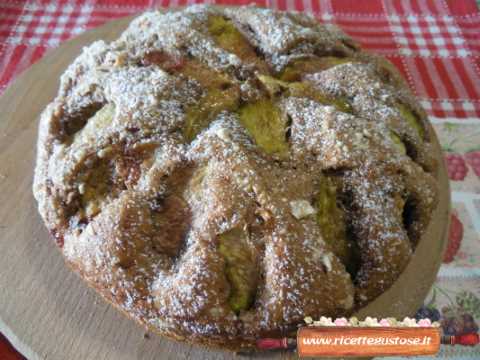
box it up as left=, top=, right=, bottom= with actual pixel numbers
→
left=33, top=5, right=439, bottom=350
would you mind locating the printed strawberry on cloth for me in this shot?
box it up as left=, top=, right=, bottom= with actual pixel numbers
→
left=0, top=0, right=479, bottom=358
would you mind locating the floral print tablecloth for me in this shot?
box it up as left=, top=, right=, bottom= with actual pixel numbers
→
left=412, top=122, right=480, bottom=358
left=0, top=0, right=479, bottom=359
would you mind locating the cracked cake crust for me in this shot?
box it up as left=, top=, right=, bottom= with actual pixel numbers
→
left=33, top=5, right=439, bottom=351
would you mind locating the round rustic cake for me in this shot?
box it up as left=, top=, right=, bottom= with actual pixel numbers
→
left=33, top=5, right=439, bottom=351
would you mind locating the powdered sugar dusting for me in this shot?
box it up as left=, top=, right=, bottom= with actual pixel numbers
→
left=32, top=4, right=439, bottom=350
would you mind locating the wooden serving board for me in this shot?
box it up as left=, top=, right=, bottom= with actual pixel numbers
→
left=0, top=15, right=450, bottom=360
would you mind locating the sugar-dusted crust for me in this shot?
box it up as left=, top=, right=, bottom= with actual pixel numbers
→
left=33, top=5, right=439, bottom=351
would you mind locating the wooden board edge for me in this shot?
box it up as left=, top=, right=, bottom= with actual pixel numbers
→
left=0, top=316, right=41, bottom=360
left=0, top=7, right=451, bottom=359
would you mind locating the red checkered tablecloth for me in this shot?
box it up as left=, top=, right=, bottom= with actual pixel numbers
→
left=1, top=1, right=479, bottom=359
left=2, top=0, right=480, bottom=118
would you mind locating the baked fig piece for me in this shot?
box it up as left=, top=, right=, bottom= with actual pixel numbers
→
left=238, top=99, right=290, bottom=158
left=207, top=15, right=270, bottom=74
left=315, top=176, right=357, bottom=271
left=184, top=85, right=240, bottom=141
left=33, top=5, right=440, bottom=352
left=218, top=228, right=257, bottom=313
left=396, top=102, right=425, bottom=139
left=257, top=74, right=352, bottom=113
left=279, top=56, right=352, bottom=82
